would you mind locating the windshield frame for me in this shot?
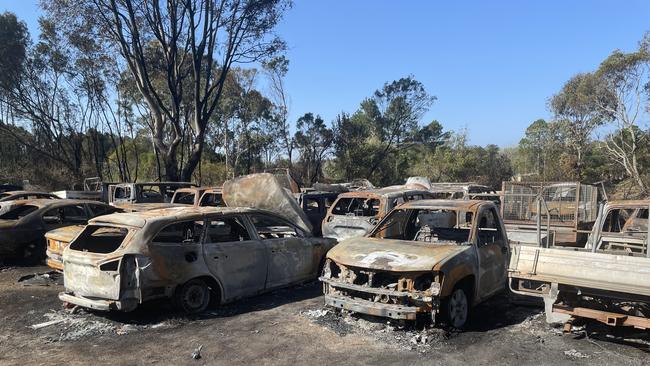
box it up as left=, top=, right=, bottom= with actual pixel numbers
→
left=369, top=207, right=477, bottom=245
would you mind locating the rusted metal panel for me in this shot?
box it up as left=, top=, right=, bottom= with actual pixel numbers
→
left=554, top=304, right=650, bottom=329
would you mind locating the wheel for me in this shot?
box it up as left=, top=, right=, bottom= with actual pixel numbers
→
left=175, top=279, right=211, bottom=314
left=445, top=287, right=469, bottom=329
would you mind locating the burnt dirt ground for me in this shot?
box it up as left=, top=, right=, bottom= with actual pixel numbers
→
left=1, top=265, right=649, bottom=366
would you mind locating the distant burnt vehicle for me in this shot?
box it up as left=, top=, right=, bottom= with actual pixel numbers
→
left=322, top=186, right=435, bottom=241
left=0, top=199, right=120, bottom=262
left=297, top=191, right=339, bottom=237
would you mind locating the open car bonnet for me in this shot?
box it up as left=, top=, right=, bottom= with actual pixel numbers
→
left=327, top=237, right=470, bottom=272
left=222, top=173, right=313, bottom=235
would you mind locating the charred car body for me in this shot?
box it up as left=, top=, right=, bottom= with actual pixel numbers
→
left=322, top=186, right=435, bottom=241
left=0, top=191, right=60, bottom=215
left=171, top=186, right=226, bottom=208
left=320, top=200, right=509, bottom=328
left=59, top=173, right=337, bottom=314
left=0, top=199, right=119, bottom=261
left=297, top=191, right=339, bottom=237
left=509, top=200, right=650, bottom=329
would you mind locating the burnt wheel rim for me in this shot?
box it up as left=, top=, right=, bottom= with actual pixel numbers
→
left=183, top=283, right=208, bottom=312
left=449, top=289, right=468, bottom=328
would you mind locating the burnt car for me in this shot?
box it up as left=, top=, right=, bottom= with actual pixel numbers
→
left=45, top=225, right=85, bottom=271
left=0, top=191, right=60, bottom=215
left=198, top=187, right=225, bottom=207
left=322, top=186, right=434, bottom=241
left=298, top=191, right=339, bottom=236
left=0, top=191, right=59, bottom=202
left=59, top=173, right=337, bottom=314
left=0, top=199, right=119, bottom=261
left=320, top=200, right=509, bottom=328
left=171, top=186, right=226, bottom=208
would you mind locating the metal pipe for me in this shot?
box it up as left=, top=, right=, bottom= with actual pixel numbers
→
left=592, top=203, right=604, bottom=253
left=536, top=197, right=542, bottom=248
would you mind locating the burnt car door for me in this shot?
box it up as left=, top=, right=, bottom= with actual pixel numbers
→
left=248, top=213, right=314, bottom=288
left=475, top=207, right=508, bottom=300
left=42, top=204, right=89, bottom=231
left=201, top=214, right=267, bottom=300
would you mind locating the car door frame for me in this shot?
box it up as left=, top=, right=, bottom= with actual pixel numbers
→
left=201, top=213, right=269, bottom=302
left=473, top=206, right=508, bottom=301
left=246, top=212, right=316, bottom=290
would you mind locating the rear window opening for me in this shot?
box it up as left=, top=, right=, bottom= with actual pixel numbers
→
left=0, top=205, right=38, bottom=220
left=70, top=225, right=129, bottom=254
left=172, top=192, right=196, bottom=205
left=200, top=192, right=225, bottom=207
left=331, top=197, right=380, bottom=217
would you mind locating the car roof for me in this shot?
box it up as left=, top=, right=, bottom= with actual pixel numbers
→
left=399, top=199, right=495, bottom=212
left=337, top=186, right=431, bottom=199
left=8, top=199, right=103, bottom=209
left=1, top=191, right=55, bottom=196
left=89, top=206, right=275, bottom=228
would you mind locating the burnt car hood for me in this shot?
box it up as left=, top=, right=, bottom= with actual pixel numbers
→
left=327, top=237, right=470, bottom=272
left=222, top=173, right=313, bottom=234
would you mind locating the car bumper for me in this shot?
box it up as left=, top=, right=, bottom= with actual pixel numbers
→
left=46, top=250, right=63, bottom=271
left=58, top=292, right=137, bottom=312
left=324, top=293, right=419, bottom=320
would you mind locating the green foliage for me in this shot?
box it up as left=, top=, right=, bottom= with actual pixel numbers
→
left=0, top=12, right=28, bottom=90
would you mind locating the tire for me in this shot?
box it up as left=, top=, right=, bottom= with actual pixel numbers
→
left=445, top=286, right=470, bottom=329
left=175, top=279, right=211, bottom=314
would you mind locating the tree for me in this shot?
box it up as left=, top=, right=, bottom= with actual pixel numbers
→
left=413, top=120, right=449, bottom=152
left=45, top=0, right=290, bottom=181
left=549, top=72, right=613, bottom=179
left=293, top=113, right=333, bottom=185
left=329, top=112, right=374, bottom=181
left=262, top=56, right=294, bottom=168
left=518, top=119, right=564, bottom=180
left=594, top=33, right=650, bottom=195
left=366, top=76, right=436, bottom=180
left=0, top=12, right=28, bottom=91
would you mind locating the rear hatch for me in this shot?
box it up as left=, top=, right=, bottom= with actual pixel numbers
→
left=63, top=225, right=132, bottom=300
left=322, top=216, right=375, bottom=241
left=322, top=194, right=381, bottom=240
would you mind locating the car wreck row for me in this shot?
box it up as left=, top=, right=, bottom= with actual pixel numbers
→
left=1, top=175, right=649, bottom=335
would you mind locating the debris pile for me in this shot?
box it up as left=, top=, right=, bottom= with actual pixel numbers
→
left=301, top=307, right=454, bottom=352
left=18, top=271, right=63, bottom=286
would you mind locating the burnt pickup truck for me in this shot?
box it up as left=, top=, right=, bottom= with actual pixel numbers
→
left=320, top=200, right=509, bottom=328
left=509, top=200, right=650, bottom=330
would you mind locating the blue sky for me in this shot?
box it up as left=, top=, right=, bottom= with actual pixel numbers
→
left=2, top=0, right=649, bottom=146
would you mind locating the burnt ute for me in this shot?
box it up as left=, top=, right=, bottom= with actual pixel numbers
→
left=320, top=199, right=510, bottom=328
